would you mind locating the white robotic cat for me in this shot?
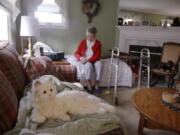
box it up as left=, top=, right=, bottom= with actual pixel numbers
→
left=31, top=77, right=116, bottom=123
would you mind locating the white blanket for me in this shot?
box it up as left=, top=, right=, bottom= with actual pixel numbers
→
left=65, top=55, right=133, bottom=87
left=4, top=80, right=126, bottom=135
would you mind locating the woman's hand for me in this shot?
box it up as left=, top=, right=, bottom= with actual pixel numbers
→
left=80, top=57, right=87, bottom=64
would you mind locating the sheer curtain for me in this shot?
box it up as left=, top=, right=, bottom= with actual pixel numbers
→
left=0, top=0, right=21, bottom=22
left=32, top=0, right=68, bottom=28
left=33, top=0, right=65, bottom=14
left=0, top=0, right=67, bottom=23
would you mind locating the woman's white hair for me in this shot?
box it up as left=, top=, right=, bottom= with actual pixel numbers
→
left=86, top=26, right=97, bottom=35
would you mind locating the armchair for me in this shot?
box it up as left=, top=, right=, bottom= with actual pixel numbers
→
left=151, top=42, right=180, bottom=87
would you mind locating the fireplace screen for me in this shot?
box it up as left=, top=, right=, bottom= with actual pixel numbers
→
left=129, top=45, right=162, bottom=68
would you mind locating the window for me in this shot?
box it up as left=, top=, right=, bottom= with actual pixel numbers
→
left=35, top=0, right=69, bottom=29
left=0, top=6, right=9, bottom=41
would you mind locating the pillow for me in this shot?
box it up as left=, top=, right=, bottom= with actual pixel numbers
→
left=41, top=57, right=65, bottom=81
left=19, top=56, right=65, bottom=81
left=0, top=70, right=18, bottom=134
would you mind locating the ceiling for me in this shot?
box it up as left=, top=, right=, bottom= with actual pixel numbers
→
left=119, top=0, right=180, bottom=16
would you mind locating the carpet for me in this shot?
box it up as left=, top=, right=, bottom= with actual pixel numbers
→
left=98, top=86, right=177, bottom=135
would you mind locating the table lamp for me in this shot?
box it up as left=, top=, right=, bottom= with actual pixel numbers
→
left=20, top=16, right=39, bottom=56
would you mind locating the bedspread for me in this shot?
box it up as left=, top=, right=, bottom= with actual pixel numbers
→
left=66, top=55, right=133, bottom=87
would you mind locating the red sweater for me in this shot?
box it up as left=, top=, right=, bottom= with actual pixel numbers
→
left=74, top=39, right=101, bottom=63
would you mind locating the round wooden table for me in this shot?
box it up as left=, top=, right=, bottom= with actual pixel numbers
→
left=133, top=88, right=180, bottom=135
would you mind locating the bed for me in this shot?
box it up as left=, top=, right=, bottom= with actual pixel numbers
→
left=65, top=55, right=133, bottom=87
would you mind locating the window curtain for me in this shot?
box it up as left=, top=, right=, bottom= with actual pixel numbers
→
left=0, top=0, right=21, bottom=22
left=55, top=0, right=69, bottom=27
left=29, top=0, right=42, bottom=16
left=29, top=0, right=68, bottom=28
left=55, top=0, right=66, bottom=13
left=33, top=0, right=65, bottom=14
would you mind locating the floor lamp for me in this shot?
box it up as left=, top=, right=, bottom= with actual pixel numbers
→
left=20, top=16, right=39, bottom=56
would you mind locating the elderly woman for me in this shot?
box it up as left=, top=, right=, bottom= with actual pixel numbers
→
left=74, top=26, right=102, bottom=94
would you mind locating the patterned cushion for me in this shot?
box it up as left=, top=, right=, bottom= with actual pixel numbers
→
left=59, top=65, right=77, bottom=82
left=0, top=70, right=18, bottom=134
left=19, top=56, right=65, bottom=81
left=0, top=42, right=26, bottom=99
left=42, top=57, right=65, bottom=81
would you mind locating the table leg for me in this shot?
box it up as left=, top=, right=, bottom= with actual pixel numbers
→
left=168, top=75, right=174, bottom=88
left=138, top=113, right=145, bottom=135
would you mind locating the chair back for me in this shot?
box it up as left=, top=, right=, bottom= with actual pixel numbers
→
left=161, top=42, right=180, bottom=65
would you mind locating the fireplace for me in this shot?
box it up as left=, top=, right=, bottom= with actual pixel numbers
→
left=117, top=26, right=180, bottom=53
left=117, top=26, right=180, bottom=68
left=129, top=45, right=162, bottom=68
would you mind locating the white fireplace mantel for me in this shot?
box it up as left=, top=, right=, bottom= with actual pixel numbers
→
left=117, top=26, right=180, bottom=53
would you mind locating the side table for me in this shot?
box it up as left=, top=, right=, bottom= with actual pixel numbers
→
left=133, top=88, right=180, bottom=135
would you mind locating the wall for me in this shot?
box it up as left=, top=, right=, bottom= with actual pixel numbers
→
left=21, top=0, right=119, bottom=56
left=141, top=12, right=167, bottom=25
left=119, top=9, right=169, bottom=26
left=119, top=0, right=180, bottom=17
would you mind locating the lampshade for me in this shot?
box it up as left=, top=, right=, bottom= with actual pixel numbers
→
left=20, top=16, right=39, bottom=37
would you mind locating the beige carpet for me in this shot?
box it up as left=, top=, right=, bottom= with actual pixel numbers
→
left=98, top=86, right=177, bottom=135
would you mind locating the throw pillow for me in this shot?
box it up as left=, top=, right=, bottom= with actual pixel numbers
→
left=19, top=56, right=65, bottom=81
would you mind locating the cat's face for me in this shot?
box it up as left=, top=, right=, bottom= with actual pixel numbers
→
left=34, top=79, right=57, bottom=100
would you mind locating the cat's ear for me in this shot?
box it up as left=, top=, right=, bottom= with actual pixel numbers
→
left=34, top=80, right=41, bottom=87
left=49, top=77, right=53, bottom=82
left=48, top=77, right=54, bottom=84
